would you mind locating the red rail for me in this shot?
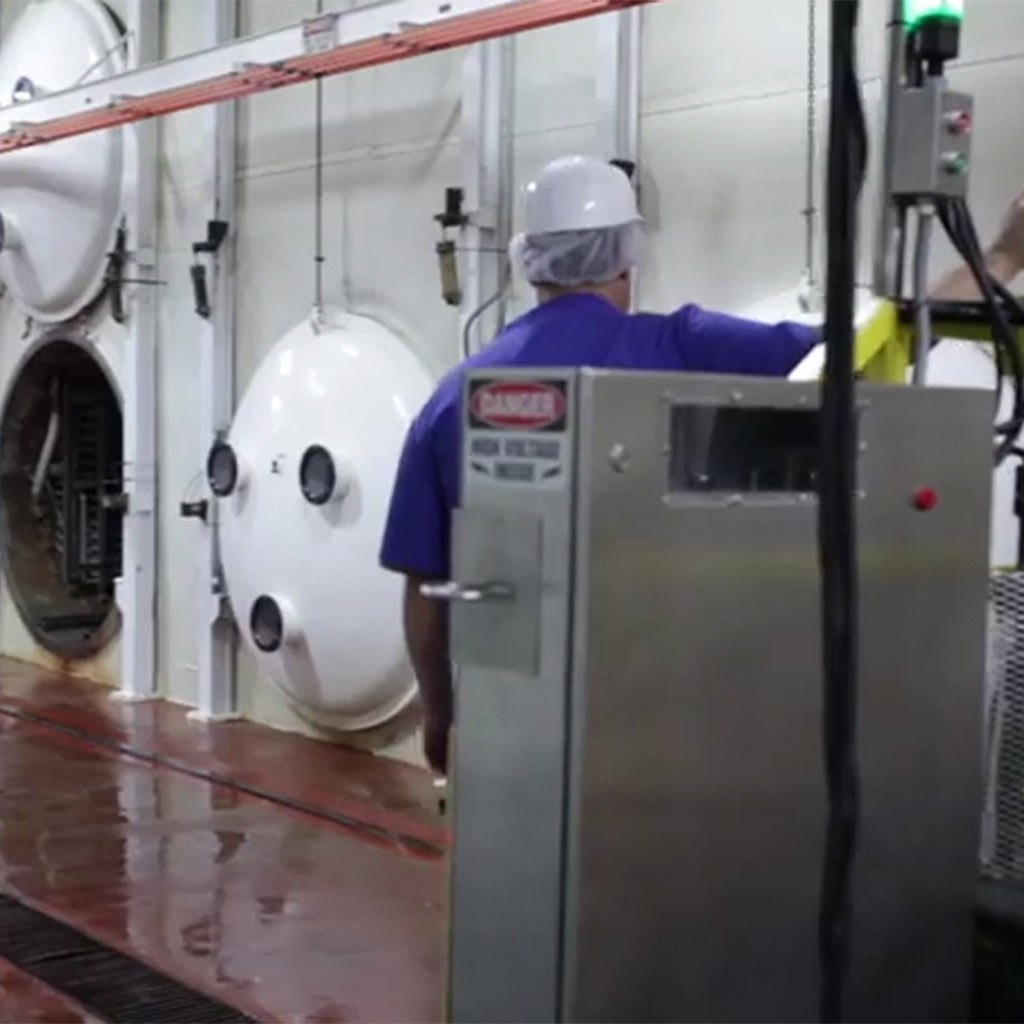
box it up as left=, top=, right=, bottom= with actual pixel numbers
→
left=0, top=0, right=656, bottom=154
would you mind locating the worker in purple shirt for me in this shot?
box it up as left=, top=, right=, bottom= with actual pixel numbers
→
left=380, top=153, right=1024, bottom=774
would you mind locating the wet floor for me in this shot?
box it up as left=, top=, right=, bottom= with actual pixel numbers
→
left=0, top=660, right=447, bottom=1023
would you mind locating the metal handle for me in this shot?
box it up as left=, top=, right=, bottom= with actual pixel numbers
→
left=419, top=580, right=514, bottom=603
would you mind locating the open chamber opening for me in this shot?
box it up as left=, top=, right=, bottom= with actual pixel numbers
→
left=0, top=340, right=123, bottom=656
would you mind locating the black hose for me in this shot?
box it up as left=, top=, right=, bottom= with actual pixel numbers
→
left=818, top=1, right=866, bottom=1020
left=956, top=203, right=1024, bottom=453
left=1015, top=462, right=1024, bottom=570
left=936, top=197, right=1024, bottom=461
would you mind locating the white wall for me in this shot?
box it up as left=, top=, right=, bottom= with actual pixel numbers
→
left=1, top=0, right=1023, bottom=762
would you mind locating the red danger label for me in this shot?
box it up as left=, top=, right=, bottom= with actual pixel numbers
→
left=468, top=380, right=567, bottom=432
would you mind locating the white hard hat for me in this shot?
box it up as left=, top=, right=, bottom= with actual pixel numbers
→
left=523, top=155, right=641, bottom=234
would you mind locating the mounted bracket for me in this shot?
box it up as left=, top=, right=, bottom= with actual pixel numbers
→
left=610, top=157, right=639, bottom=212
left=103, top=221, right=166, bottom=324
left=190, top=218, right=230, bottom=319
left=180, top=498, right=210, bottom=522
left=435, top=186, right=468, bottom=230
left=103, top=224, right=128, bottom=324
left=609, top=157, right=636, bottom=182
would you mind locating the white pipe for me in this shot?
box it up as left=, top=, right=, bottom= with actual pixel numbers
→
left=595, top=6, right=642, bottom=309
left=30, top=378, right=59, bottom=512
left=910, top=204, right=934, bottom=387
left=596, top=8, right=641, bottom=169
left=192, top=0, right=239, bottom=722
left=459, top=38, right=513, bottom=354
left=114, top=0, right=160, bottom=704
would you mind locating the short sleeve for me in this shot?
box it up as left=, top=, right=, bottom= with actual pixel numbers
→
left=379, top=408, right=451, bottom=580
left=666, top=304, right=819, bottom=377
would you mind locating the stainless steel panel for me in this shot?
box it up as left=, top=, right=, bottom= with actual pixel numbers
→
left=562, top=372, right=991, bottom=1022
left=447, top=369, right=578, bottom=1024
left=450, top=507, right=543, bottom=676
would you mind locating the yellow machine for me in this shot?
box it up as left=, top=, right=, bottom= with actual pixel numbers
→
left=854, top=298, right=1014, bottom=382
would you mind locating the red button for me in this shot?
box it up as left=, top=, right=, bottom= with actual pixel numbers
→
left=945, top=110, right=972, bottom=135
left=912, top=486, right=938, bottom=511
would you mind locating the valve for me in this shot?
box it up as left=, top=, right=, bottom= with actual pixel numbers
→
left=433, top=187, right=467, bottom=307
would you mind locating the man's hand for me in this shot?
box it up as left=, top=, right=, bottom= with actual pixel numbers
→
left=988, top=188, right=1024, bottom=279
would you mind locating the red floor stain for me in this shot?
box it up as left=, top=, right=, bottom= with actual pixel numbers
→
left=0, top=957, right=98, bottom=1023
left=0, top=660, right=448, bottom=1023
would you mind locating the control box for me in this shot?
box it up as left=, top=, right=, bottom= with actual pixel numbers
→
left=891, top=80, right=973, bottom=198
left=445, top=369, right=993, bottom=1022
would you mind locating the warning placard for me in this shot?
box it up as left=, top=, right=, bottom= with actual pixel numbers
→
left=465, top=378, right=569, bottom=491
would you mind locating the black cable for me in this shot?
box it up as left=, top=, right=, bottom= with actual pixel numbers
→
left=936, top=196, right=1024, bottom=460
left=992, top=276, right=1024, bottom=444
left=935, top=202, right=1006, bottom=404
left=818, top=1, right=866, bottom=1020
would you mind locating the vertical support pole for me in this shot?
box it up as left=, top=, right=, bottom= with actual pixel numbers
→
left=192, top=0, right=239, bottom=721
left=115, top=0, right=160, bottom=702
left=872, top=0, right=905, bottom=297
left=596, top=7, right=642, bottom=169
left=595, top=5, right=643, bottom=307
left=459, top=37, right=513, bottom=356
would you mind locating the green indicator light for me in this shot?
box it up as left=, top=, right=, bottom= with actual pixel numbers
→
left=903, top=0, right=965, bottom=29
left=942, top=152, right=968, bottom=175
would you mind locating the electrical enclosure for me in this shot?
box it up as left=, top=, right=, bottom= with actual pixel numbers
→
left=891, top=81, right=974, bottom=199
left=446, top=368, right=991, bottom=1023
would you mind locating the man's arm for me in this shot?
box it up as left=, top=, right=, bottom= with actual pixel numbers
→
left=929, top=191, right=1024, bottom=300
left=379, top=408, right=455, bottom=775
left=929, top=247, right=1019, bottom=301
left=403, top=575, right=452, bottom=774
left=674, top=190, right=1024, bottom=377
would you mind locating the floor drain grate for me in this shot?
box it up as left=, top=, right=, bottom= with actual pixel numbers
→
left=0, top=892, right=257, bottom=1023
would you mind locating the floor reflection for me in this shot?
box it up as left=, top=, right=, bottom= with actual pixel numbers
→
left=0, top=712, right=445, bottom=1022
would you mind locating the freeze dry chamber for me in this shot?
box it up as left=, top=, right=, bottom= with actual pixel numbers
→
left=443, top=369, right=992, bottom=1023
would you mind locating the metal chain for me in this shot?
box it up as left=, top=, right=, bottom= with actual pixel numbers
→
left=312, top=0, right=326, bottom=325
left=802, top=0, right=818, bottom=293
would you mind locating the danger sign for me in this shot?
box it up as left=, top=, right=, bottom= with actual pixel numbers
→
left=468, top=379, right=567, bottom=432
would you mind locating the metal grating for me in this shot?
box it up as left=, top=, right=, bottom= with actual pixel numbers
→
left=0, top=891, right=256, bottom=1023
left=982, top=570, right=1024, bottom=880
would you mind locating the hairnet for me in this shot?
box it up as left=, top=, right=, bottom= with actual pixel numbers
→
left=510, top=222, right=641, bottom=287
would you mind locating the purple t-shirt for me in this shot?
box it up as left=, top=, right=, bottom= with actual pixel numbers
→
left=380, top=294, right=816, bottom=578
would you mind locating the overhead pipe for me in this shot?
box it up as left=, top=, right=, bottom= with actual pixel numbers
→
left=0, top=0, right=656, bottom=156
